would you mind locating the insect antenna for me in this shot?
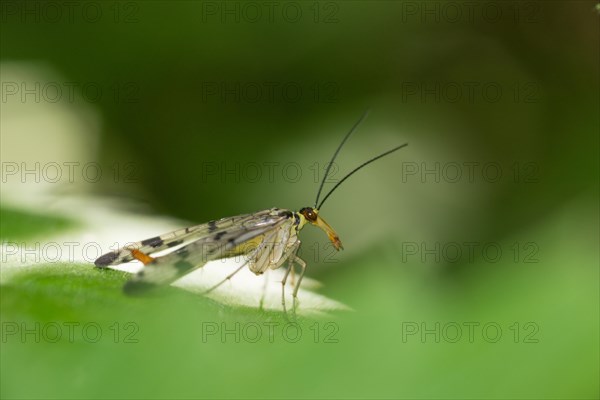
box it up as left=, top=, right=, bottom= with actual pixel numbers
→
left=317, top=143, right=408, bottom=210
left=314, top=110, right=370, bottom=208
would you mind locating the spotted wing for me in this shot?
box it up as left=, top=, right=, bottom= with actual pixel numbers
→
left=95, top=212, right=264, bottom=267
left=94, top=208, right=294, bottom=294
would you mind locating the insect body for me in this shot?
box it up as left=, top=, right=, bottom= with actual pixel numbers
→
left=95, top=112, right=407, bottom=307
left=96, top=207, right=338, bottom=297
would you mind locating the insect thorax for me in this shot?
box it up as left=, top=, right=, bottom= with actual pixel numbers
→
left=236, top=208, right=301, bottom=275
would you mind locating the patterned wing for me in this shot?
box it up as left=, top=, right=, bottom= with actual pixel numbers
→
left=93, top=208, right=295, bottom=294
left=95, top=212, right=263, bottom=267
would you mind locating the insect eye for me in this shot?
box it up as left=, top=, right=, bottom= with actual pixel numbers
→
left=299, top=207, right=318, bottom=222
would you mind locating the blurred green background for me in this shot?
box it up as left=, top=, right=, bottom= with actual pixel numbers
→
left=1, top=1, right=598, bottom=399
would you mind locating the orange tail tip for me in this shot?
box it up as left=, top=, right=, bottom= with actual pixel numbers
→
left=131, top=249, right=155, bottom=265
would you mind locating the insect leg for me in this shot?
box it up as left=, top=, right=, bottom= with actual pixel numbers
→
left=291, top=255, right=307, bottom=298
left=289, top=255, right=307, bottom=314
left=259, top=269, right=269, bottom=310
left=281, top=239, right=309, bottom=316
left=290, top=264, right=296, bottom=288
left=203, top=229, right=276, bottom=296
left=281, top=261, right=293, bottom=312
left=202, top=258, right=249, bottom=295
left=281, top=241, right=301, bottom=312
